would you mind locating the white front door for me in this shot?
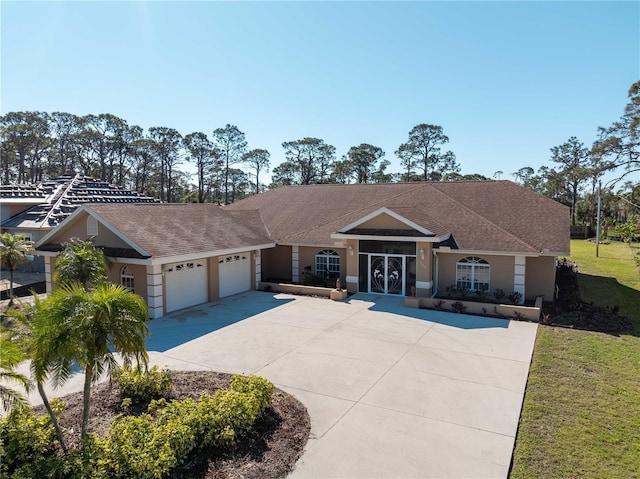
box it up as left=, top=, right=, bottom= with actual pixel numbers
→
left=370, top=254, right=405, bottom=295
left=165, top=260, right=208, bottom=313
left=218, top=253, right=251, bottom=298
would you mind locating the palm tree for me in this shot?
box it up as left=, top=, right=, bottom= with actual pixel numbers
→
left=43, top=282, right=149, bottom=439
left=7, top=295, right=78, bottom=454
left=0, top=232, right=34, bottom=306
left=0, top=327, right=31, bottom=412
left=53, top=238, right=108, bottom=290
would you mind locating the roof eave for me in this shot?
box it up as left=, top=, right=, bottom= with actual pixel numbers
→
left=148, top=242, right=276, bottom=265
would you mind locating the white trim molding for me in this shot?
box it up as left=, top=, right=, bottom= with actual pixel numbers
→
left=146, top=264, right=164, bottom=319
left=255, top=250, right=262, bottom=289
left=44, top=257, right=53, bottom=293
left=332, top=233, right=450, bottom=243
left=513, top=256, right=526, bottom=304
left=292, top=245, right=299, bottom=282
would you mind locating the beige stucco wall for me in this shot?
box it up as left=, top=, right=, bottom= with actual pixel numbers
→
left=358, top=213, right=413, bottom=230
left=105, top=262, right=148, bottom=299
left=299, top=246, right=347, bottom=286
left=525, top=256, right=556, bottom=301
left=415, top=242, right=433, bottom=296
left=208, top=257, right=220, bottom=302
left=50, top=211, right=131, bottom=249
left=436, top=252, right=515, bottom=296
left=261, top=245, right=292, bottom=281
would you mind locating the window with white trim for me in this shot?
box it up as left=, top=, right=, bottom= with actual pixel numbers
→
left=456, top=256, right=490, bottom=291
left=315, top=249, right=340, bottom=279
left=121, top=265, right=135, bottom=291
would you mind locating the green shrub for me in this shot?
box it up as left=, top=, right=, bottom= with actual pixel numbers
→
left=508, top=291, right=523, bottom=304
left=62, top=434, right=107, bottom=479
left=105, top=413, right=194, bottom=479
left=450, top=301, right=467, bottom=314
left=0, top=401, right=65, bottom=478
left=101, top=374, right=274, bottom=478
left=114, top=365, right=173, bottom=404
left=493, top=288, right=506, bottom=303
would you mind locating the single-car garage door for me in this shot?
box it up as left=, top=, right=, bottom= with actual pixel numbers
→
left=219, top=253, right=251, bottom=298
left=165, top=260, right=208, bottom=313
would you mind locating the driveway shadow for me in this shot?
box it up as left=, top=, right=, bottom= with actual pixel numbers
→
left=347, top=294, right=509, bottom=330
left=146, top=292, right=294, bottom=352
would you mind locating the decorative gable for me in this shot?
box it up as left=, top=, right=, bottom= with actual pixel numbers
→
left=337, top=207, right=435, bottom=237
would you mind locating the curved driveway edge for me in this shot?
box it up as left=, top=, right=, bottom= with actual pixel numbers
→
left=151, top=291, right=538, bottom=479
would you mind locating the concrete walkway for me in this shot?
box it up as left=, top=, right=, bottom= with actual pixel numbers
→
left=20, top=291, right=538, bottom=478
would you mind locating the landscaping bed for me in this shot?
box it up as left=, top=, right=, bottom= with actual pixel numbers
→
left=29, top=371, right=310, bottom=479
left=543, top=257, right=634, bottom=335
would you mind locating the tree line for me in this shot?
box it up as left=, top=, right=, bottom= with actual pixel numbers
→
left=1, top=81, right=638, bottom=225
left=504, top=80, right=639, bottom=228
left=0, top=113, right=481, bottom=204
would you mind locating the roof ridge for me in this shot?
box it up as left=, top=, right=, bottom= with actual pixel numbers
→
left=280, top=183, right=429, bottom=241
left=40, top=173, right=80, bottom=228
left=429, top=183, right=537, bottom=252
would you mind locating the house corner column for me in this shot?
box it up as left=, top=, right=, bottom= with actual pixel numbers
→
left=146, top=264, right=164, bottom=319
left=346, top=240, right=358, bottom=293
left=415, top=242, right=433, bottom=297
left=255, top=250, right=262, bottom=290
left=292, top=246, right=299, bottom=282
left=44, top=257, right=53, bottom=293
left=514, top=256, right=526, bottom=304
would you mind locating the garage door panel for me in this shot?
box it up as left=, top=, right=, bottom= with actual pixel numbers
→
left=165, top=260, right=208, bottom=313
left=219, top=253, right=251, bottom=298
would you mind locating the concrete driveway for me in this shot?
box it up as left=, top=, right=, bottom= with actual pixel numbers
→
left=147, top=291, right=538, bottom=479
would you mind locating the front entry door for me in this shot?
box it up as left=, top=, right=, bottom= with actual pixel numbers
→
left=370, top=255, right=404, bottom=295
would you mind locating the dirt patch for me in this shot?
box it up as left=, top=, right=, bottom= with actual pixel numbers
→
left=33, top=371, right=310, bottom=479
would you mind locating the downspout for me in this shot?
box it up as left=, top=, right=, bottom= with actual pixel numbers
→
left=431, top=249, right=439, bottom=298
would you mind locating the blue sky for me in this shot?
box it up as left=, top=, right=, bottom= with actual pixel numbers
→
left=2, top=1, right=638, bottom=184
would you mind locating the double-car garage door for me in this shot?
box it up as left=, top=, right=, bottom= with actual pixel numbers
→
left=164, top=253, right=251, bottom=313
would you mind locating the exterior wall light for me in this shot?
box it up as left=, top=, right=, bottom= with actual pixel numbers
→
left=348, top=245, right=354, bottom=256
left=419, top=248, right=425, bottom=260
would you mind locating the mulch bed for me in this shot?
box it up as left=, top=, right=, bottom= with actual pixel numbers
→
left=543, top=259, right=634, bottom=335
left=33, top=371, right=310, bottom=479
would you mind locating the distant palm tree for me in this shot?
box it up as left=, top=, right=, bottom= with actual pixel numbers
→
left=0, top=232, right=34, bottom=306
left=0, top=327, right=31, bottom=412
left=53, top=238, right=108, bottom=290
left=40, top=282, right=149, bottom=439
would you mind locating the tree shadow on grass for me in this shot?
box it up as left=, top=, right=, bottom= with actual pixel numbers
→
left=546, top=273, right=640, bottom=337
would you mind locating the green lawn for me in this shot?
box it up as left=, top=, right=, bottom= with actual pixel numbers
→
left=510, top=240, right=640, bottom=479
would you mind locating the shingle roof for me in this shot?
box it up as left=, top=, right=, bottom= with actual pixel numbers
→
left=1, top=175, right=159, bottom=230
left=84, top=204, right=273, bottom=258
left=226, top=181, right=570, bottom=254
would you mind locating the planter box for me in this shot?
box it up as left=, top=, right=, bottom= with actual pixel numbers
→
left=330, top=289, right=348, bottom=301
left=259, top=282, right=337, bottom=298
left=405, top=296, right=542, bottom=322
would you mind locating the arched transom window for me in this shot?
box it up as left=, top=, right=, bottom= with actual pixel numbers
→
left=121, top=265, right=135, bottom=292
left=315, top=249, right=340, bottom=279
left=456, top=256, right=490, bottom=291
